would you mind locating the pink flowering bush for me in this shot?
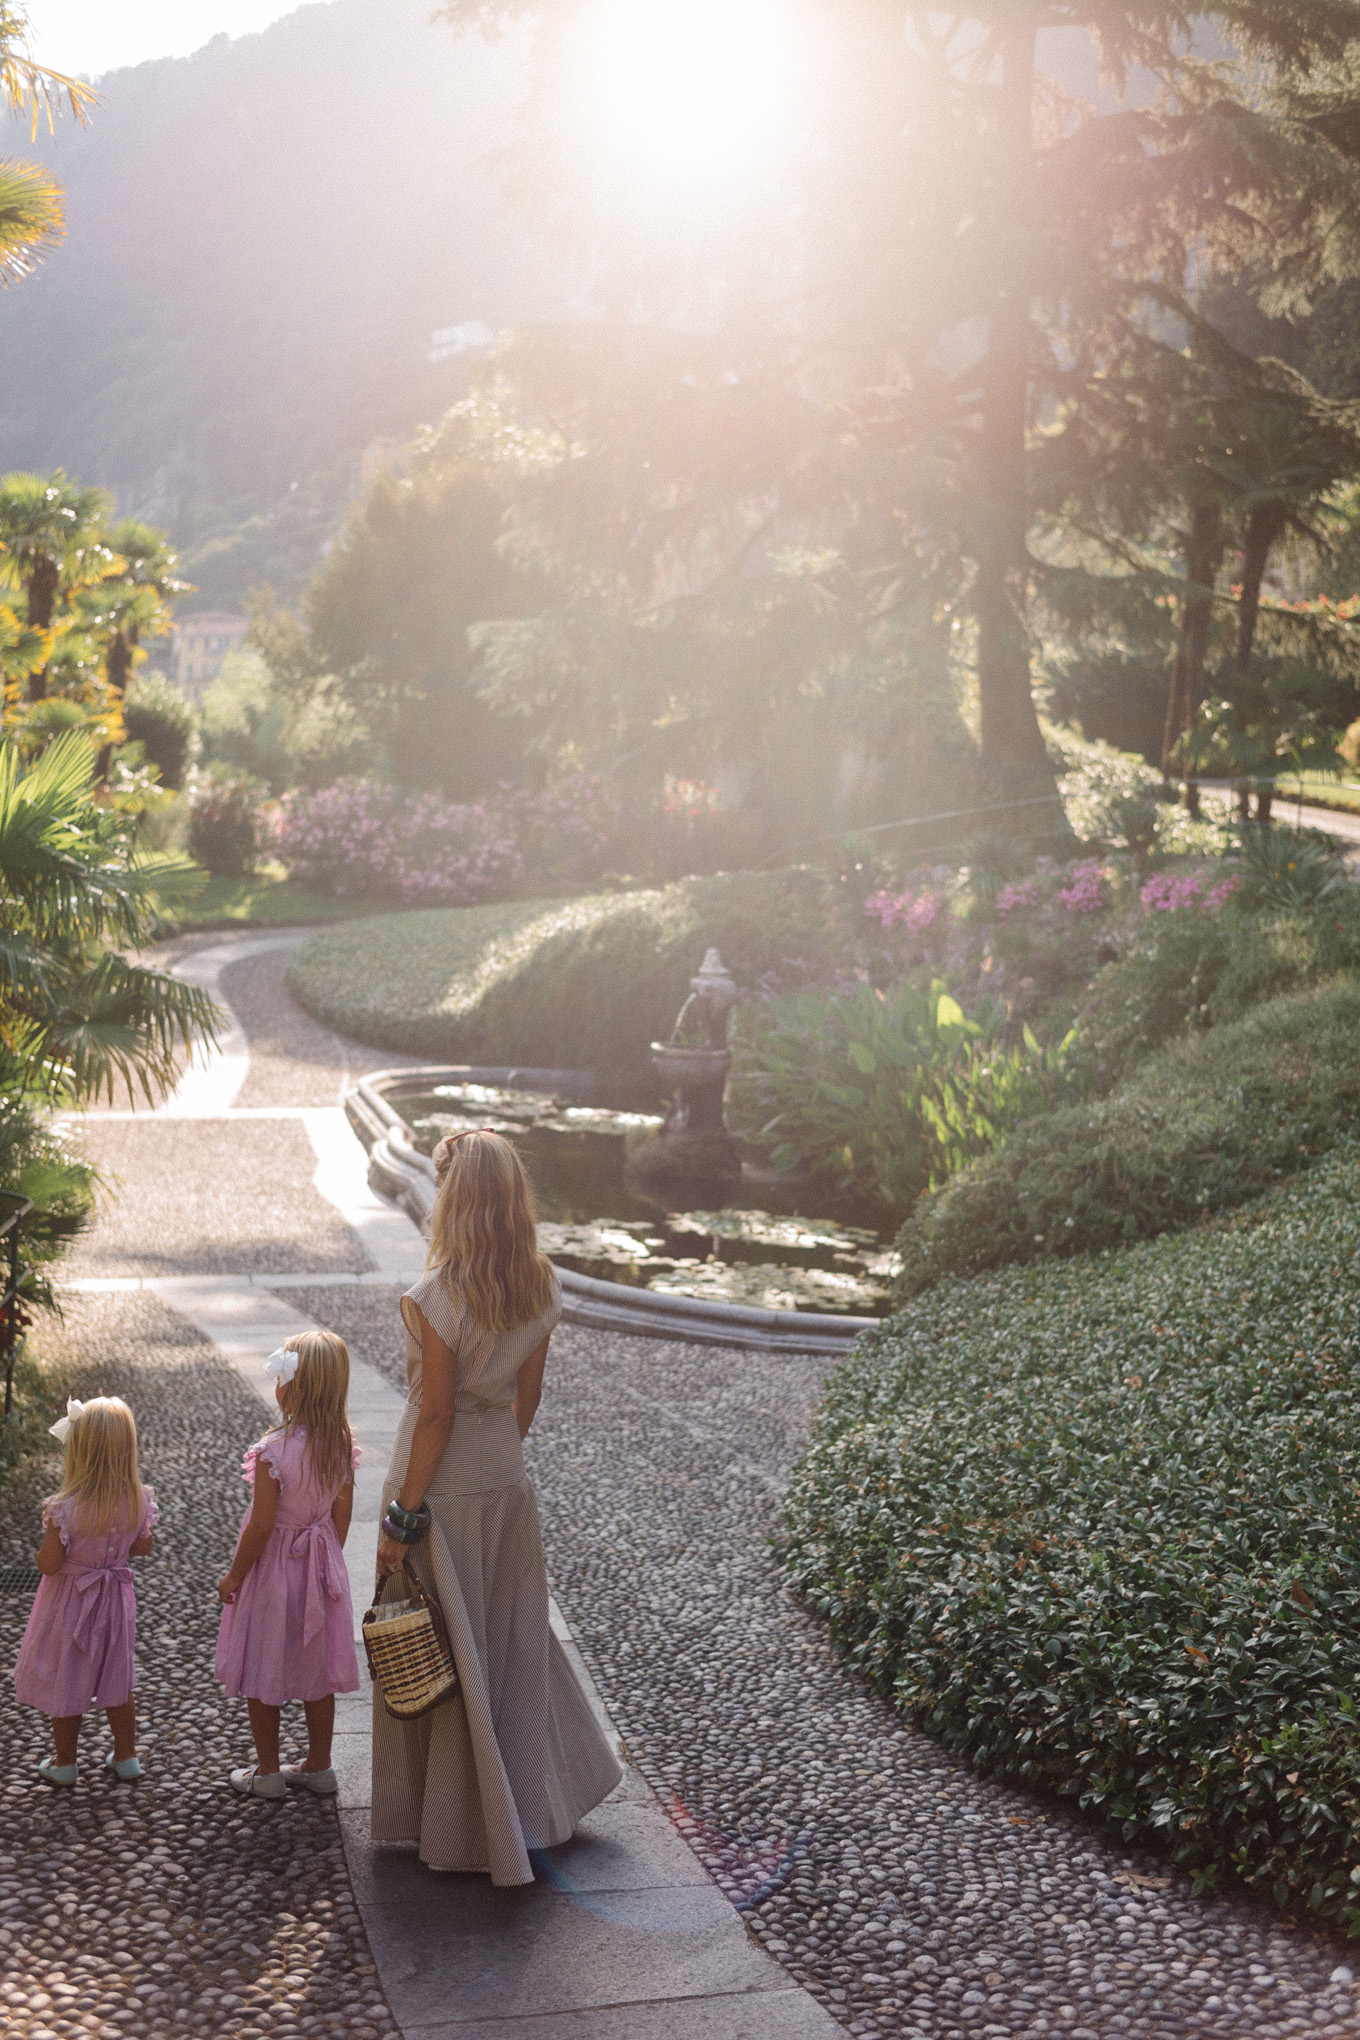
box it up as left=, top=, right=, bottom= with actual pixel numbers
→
left=273, top=775, right=610, bottom=905
left=864, top=888, right=943, bottom=935
left=1057, top=861, right=1107, bottom=914
left=995, top=878, right=1039, bottom=919
left=1140, top=868, right=1240, bottom=914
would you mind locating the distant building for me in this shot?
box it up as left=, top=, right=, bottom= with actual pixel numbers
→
left=428, top=319, right=494, bottom=364
left=173, top=612, right=249, bottom=699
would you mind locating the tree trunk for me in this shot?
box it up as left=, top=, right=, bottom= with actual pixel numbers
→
left=1163, top=500, right=1223, bottom=814
left=974, top=19, right=1059, bottom=825
left=1234, top=501, right=1288, bottom=829
left=106, top=630, right=133, bottom=700
left=24, top=553, right=60, bottom=701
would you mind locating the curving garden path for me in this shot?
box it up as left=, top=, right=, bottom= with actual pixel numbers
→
left=1, top=928, right=1357, bottom=2040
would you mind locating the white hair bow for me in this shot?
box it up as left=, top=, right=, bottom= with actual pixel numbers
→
left=49, top=1398, right=85, bottom=1444
left=264, top=1347, right=299, bottom=1385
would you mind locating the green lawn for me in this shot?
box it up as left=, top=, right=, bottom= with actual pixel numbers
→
left=157, top=867, right=381, bottom=930
left=1274, top=773, right=1360, bottom=817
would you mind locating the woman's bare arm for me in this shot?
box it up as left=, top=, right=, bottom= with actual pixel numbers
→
left=514, top=1335, right=550, bottom=1439
left=376, top=1310, right=456, bottom=1575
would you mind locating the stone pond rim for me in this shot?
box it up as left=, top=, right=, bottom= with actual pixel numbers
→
left=345, top=1066, right=876, bottom=1357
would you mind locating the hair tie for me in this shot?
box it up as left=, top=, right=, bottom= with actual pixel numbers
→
left=263, top=1347, right=299, bottom=1385
left=49, top=1397, right=85, bottom=1444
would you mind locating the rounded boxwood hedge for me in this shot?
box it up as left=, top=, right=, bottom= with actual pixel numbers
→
left=286, top=867, right=857, bottom=1099
left=783, top=1148, right=1360, bottom=1924
left=893, top=974, right=1360, bottom=1294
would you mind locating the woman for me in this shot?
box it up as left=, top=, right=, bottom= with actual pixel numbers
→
left=371, top=1128, right=621, bottom=1883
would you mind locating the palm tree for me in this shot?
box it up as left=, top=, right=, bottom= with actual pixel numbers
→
left=0, top=471, right=115, bottom=699
left=86, top=520, right=191, bottom=700
left=0, top=2, right=95, bottom=286
left=0, top=730, right=218, bottom=1102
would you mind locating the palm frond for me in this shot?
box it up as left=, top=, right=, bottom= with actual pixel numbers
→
left=35, top=952, right=220, bottom=1106
left=0, top=155, right=61, bottom=283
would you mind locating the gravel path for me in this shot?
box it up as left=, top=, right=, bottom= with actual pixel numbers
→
left=65, top=1120, right=372, bottom=1279
left=220, top=949, right=415, bottom=1112
left=12, top=931, right=1357, bottom=2040
left=0, top=1292, right=400, bottom=2040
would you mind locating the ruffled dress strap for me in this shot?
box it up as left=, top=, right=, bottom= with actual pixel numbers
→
left=241, top=1431, right=289, bottom=1489
left=137, top=1487, right=160, bottom=1538
left=41, top=1494, right=74, bottom=1548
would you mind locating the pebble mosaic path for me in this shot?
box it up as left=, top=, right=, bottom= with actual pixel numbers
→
left=2, top=929, right=1358, bottom=2040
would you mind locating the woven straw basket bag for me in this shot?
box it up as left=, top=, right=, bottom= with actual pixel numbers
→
left=363, top=1562, right=460, bottom=1720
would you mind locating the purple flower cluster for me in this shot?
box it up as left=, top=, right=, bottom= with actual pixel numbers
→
left=1140, top=868, right=1240, bottom=914
left=1057, top=860, right=1107, bottom=914
left=864, top=888, right=943, bottom=934
left=273, top=775, right=609, bottom=905
left=995, top=878, right=1039, bottom=919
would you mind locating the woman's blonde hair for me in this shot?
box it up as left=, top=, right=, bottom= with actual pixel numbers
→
left=427, top=1129, right=556, bottom=1333
left=273, top=1329, right=353, bottom=1497
left=54, top=1397, right=144, bottom=1536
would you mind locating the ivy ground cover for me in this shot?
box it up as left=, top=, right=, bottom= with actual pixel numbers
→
left=782, top=1148, right=1360, bottom=1928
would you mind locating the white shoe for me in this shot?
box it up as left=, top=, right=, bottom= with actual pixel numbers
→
left=281, top=1763, right=338, bottom=1797
left=229, top=1766, right=286, bottom=1799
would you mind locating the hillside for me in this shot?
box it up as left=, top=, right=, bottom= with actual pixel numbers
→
left=0, top=0, right=573, bottom=606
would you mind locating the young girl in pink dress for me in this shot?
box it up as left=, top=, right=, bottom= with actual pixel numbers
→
left=14, top=1395, right=158, bottom=1786
left=216, top=1328, right=361, bottom=1800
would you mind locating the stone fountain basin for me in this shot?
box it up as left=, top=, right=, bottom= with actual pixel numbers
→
left=345, top=1067, right=883, bottom=1355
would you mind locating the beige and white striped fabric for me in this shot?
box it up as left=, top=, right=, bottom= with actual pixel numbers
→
left=369, top=1265, right=622, bottom=1884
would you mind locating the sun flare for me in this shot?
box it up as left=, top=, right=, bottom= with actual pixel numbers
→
left=597, top=0, right=790, bottom=179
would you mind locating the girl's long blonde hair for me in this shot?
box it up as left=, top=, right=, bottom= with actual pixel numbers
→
left=272, top=1330, right=354, bottom=1497
left=428, top=1129, right=556, bottom=1333
left=54, top=1397, right=144, bottom=1535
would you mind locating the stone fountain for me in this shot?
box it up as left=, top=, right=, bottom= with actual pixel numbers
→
left=634, top=947, right=743, bottom=1184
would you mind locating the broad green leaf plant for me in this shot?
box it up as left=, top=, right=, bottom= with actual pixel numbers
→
left=729, top=977, right=1068, bottom=1213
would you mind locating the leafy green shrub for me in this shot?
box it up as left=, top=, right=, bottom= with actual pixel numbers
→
left=1232, top=824, right=1351, bottom=913
left=286, top=868, right=857, bottom=1099
left=122, top=670, right=198, bottom=790
left=187, top=763, right=266, bottom=876
left=782, top=1149, right=1360, bottom=1924
left=894, top=976, right=1360, bottom=1293
left=1074, top=884, right=1360, bottom=1092
left=729, top=979, right=1065, bottom=1210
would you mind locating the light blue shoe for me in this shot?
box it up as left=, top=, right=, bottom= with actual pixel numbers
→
left=105, top=1751, right=142, bottom=1782
left=37, top=1758, right=78, bottom=1787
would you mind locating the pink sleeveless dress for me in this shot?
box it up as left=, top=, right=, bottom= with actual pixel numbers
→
left=13, top=1488, right=159, bottom=1716
left=215, top=1425, right=361, bottom=1706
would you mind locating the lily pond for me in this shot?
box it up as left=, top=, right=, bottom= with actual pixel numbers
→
left=398, top=1082, right=900, bottom=1317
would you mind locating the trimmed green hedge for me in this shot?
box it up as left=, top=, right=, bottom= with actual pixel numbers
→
left=783, top=1151, right=1360, bottom=1923
left=894, top=975, right=1360, bottom=1294
left=286, top=868, right=856, bottom=1098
